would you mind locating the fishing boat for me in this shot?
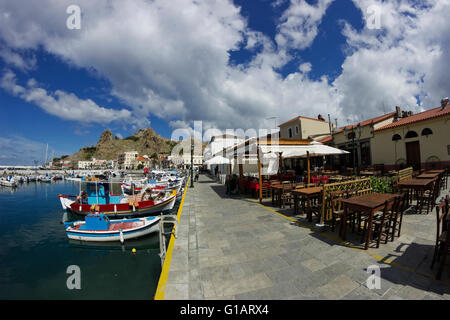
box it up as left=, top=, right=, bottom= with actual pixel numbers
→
left=64, top=213, right=160, bottom=243
left=39, top=175, right=52, bottom=183
left=58, top=180, right=176, bottom=217
left=0, top=176, right=17, bottom=187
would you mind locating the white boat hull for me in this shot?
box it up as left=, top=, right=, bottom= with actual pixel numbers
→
left=66, top=216, right=160, bottom=242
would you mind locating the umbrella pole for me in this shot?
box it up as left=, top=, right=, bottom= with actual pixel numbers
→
left=258, top=150, right=262, bottom=203
left=307, top=151, right=310, bottom=184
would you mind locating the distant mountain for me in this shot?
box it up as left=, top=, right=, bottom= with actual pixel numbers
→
left=66, top=127, right=178, bottom=163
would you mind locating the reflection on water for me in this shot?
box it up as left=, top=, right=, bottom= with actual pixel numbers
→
left=0, top=180, right=172, bottom=300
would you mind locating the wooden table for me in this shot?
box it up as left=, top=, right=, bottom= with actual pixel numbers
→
left=292, top=187, right=323, bottom=222
left=397, top=178, right=436, bottom=213
left=360, top=171, right=375, bottom=176
left=416, top=173, right=440, bottom=179
left=341, top=193, right=398, bottom=250
left=425, top=169, right=445, bottom=174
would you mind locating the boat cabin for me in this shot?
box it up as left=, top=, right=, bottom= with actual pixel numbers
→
left=80, top=214, right=110, bottom=230
left=80, top=181, right=125, bottom=205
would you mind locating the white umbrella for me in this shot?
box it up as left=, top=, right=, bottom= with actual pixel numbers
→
left=204, top=155, right=230, bottom=165
left=281, top=142, right=349, bottom=158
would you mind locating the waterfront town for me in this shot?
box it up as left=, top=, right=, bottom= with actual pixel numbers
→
left=1, top=0, right=450, bottom=309
left=2, top=99, right=449, bottom=301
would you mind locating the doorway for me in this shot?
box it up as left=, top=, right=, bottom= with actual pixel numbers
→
left=405, top=141, right=421, bottom=170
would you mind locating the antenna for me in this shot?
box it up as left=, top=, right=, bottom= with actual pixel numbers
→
left=265, top=116, right=278, bottom=130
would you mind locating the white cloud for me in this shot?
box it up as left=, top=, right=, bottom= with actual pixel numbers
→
left=332, top=0, right=450, bottom=120
left=0, top=0, right=448, bottom=134
left=0, top=47, right=36, bottom=71
left=275, top=0, right=334, bottom=50
left=0, top=70, right=133, bottom=124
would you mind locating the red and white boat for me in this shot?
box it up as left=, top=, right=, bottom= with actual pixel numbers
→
left=58, top=180, right=176, bottom=218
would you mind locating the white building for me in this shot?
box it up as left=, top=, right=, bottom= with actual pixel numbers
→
left=78, top=161, right=93, bottom=169
left=169, top=154, right=203, bottom=168
left=117, top=151, right=139, bottom=169
left=203, top=134, right=244, bottom=175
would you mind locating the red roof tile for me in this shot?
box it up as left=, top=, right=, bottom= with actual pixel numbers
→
left=334, top=112, right=396, bottom=134
left=317, top=135, right=332, bottom=143
left=376, top=104, right=450, bottom=132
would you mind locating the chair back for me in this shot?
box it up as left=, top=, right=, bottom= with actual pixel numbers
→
left=330, top=191, right=345, bottom=213
left=435, top=196, right=450, bottom=236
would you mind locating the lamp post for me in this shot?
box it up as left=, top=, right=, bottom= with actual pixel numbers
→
left=190, top=137, right=194, bottom=188
left=344, top=125, right=360, bottom=176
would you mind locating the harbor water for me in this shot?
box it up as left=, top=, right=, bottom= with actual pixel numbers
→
left=0, top=180, right=172, bottom=299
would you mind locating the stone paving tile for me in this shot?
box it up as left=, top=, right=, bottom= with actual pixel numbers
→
left=341, top=284, right=382, bottom=300
left=301, top=258, right=327, bottom=272
left=163, top=174, right=450, bottom=300
left=210, top=272, right=274, bottom=298
left=317, top=275, right=360, bottom=300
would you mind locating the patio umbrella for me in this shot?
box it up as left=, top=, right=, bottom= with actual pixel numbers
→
left=277, top=142, right=349, bottom=184
left=281, top=141, right=349, bottom=158
left=204, top=155, right=230, bottom=165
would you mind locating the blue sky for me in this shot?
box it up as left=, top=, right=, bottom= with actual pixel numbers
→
left=0, top=0, right=449, bottom=165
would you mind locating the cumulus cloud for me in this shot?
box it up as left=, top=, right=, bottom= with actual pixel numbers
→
left=0, top=0, right=448, bottom=134
left=275, top=0, right=334, bottom=50
left=0, top=70, right=133, bottom=124
left=332, top=0, right=450, bottom=119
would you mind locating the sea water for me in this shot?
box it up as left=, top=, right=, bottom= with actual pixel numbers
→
left=0, top=180, right=171, bottom=299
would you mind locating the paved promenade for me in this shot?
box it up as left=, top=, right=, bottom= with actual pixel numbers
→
left=159, top=174, right=450, bottom=300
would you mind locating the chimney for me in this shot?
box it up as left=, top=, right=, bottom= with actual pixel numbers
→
left=441, top=97, right=449, bottom=110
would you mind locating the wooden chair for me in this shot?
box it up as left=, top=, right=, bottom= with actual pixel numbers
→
left=372, top=198, right=397, bottom=248
left=423, top=178, right=441, bottom=215
left=431, top=196, right=449, bottom=268
left=261, top=180, right=270, bottom=198
left=330, top=191, right=346, bottom=232
left=390, top=193, right=407, bottom=240
left=431, top=196, right=450, bottom=279
left=280, top=182, right=293, bottom=208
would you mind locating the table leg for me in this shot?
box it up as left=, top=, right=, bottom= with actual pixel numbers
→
left=418, top=189, right=424, bottom=214
left=307, top=197, right=312, bottom=222
left=294, top=194, right=298, bottom=215
left=341, top=205, right=348, bottom=239
left=365, top=212, right=374, bottom=250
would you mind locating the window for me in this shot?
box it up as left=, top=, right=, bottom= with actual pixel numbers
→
left=392, top=134, right=401, bottom=141
left=421, top=128, right=433, bottom=136
left=295, top=126, right=299, bottom=135
left=288, top=128, right=293, bottom=138
left=405, top=131, right=418, bottom=138
left=360, top=141, right=371, bottom=166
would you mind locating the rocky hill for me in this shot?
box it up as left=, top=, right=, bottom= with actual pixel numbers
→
left=66, top=128, right=179, bottom=163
